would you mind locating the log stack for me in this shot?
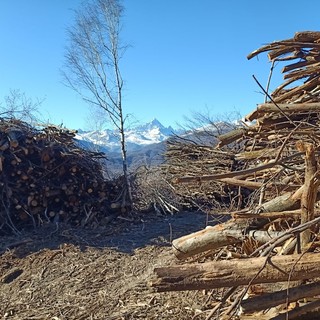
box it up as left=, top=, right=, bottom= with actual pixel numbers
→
left=153, top=31, right=320, bottom=319
left=0, top=118, right=119, bottom=234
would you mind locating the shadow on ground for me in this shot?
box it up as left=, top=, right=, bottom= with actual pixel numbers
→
left=0, top=211, right=220, bottom=256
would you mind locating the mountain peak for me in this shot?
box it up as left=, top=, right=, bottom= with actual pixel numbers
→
left=76, top=119, right=178, bottom=153
left=149, top=118, right=163, bottom=126
left=143, top=118, right=164, bottom=129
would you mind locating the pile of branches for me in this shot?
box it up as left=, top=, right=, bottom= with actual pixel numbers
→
left=164, top=126, right=246, bottom=211
left=152, top=31, right=320, bottom=319
left=0, top=118, right=120, bottom=235
left=132, top=165, right=183, bottom=214
left=248, top=30, right=320, bottom=104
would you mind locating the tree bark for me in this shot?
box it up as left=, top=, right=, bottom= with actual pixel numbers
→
left=297, top=142, right=319, bottom=248
left=150, top=253, right=320, bottom=292
left=241, top=281, right=320, bottom=313
left=271, top=300, right=320, bottom=320
left=246, top=102, right=320, bottom=121
left=172, top=186, right=307, bottom=260
left=172, top=219, right=284, bottom=260
left=258, top=185, right=304, bottom=213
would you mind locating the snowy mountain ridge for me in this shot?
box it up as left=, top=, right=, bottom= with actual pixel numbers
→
left=75, top=118, right=177, bottom=152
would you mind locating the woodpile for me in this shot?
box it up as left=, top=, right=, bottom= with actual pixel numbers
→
left=152, top=31, right=320, bottom=319
left=0, top=118, right=120, bottom=235
left=164, top=132, right=244, bottom=211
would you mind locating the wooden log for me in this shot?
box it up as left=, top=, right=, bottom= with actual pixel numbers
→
left=257, top=184, right=304, bottom=213
left=172, top=186, right=312, bottom=260
left=217, top=178, right=262, bottom=189
left=216, top=127, right=250, bottom=148
left=218, top=178, right=298, bottom=191
left=245, top=102, right=320, bottom=122
left=172, top=219, right=284, bottom=260
left=294, top=31, right=320, bottom=42
left=271, top=300, right=320, bottom=320
left=150, top=253, right=320, bottom=292
left=274, top=75, right=320, bottom=103
left=247, top=39, right=293, bottom=60
left=233, top=209, right=320, bottom=219
left=241, top=281, right=320, bottom=313
left=296, top=141, right=320, bottom=248
left=175, top=151, right=305, bottom=184
left=175, top=160, right=278, bottom=184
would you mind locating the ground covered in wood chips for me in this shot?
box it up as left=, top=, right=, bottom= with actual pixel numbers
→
left=0, top=211, right=219, bottom=320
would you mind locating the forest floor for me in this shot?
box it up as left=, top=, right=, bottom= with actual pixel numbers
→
left=0, top=211, right=221, bottom=320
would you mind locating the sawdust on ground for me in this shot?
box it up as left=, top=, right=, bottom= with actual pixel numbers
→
left=0, top=212, right=220, bottom=320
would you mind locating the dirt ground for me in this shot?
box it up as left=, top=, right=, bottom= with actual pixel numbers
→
left=0, top=211, right=220, bottom=320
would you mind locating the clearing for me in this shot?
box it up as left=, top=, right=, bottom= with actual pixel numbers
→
left=0, top=211, right=216, bottom=320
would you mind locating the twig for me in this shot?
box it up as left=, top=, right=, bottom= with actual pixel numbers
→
left=252, top=74, right=298, bottom=128
left=265, top=60, right=276, bottom=103
left=250, top=216, right=320, bottom=257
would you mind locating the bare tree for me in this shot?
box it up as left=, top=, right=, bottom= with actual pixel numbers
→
left=178, top=108, right=243, bottom=146
left=62, top=0, right=132, bottom=207
left=0, top=89, right=42, bottom=124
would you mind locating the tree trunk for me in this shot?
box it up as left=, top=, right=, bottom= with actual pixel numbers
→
left=150, top=253, right=320, bottom=292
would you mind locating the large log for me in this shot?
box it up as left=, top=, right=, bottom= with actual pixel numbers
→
left=171, top=220, right=284, bottom=260
left=258, top=185, right=304, bottom=213
left=172, top=186, right=306, bottom=260
left=150, top=253, right=320, bottom=292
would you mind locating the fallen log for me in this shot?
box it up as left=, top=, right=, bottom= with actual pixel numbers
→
left=241, top=281, right=320, bottom=313
left=172, top=220, right=284, bottom=260
left=232, top=209, right=302, bottom=219
left=258, top=185, right=304, bottom=213
left=150, top=253, right=320, bottom=292
left=271, top=300, right=320, bottom=320
left=172, top=186, right=308, bottom=260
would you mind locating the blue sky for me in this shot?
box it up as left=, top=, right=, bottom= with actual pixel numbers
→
left=1, top=1, right=320, bottom=130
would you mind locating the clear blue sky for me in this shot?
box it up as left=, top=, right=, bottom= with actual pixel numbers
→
left=1, top=1, right=320, bottom=130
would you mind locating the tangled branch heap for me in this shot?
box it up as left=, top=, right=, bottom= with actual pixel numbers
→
left=157, top=31, right=320, bottom=319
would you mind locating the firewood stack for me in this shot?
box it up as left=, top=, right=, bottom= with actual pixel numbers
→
left=0, top=118, right=118, bottom=234
left=152, top=31, right=320, bottom=319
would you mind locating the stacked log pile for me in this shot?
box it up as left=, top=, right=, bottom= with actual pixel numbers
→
left=0, top=118, right=118, bottom=235
left=151, top=31, right=320, bottom=319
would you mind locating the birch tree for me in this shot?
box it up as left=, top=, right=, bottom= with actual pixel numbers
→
left=63, top=0, right=132, bottom=207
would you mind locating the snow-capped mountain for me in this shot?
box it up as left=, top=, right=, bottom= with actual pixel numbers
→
left=75, top=118, right=176, bottom=153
